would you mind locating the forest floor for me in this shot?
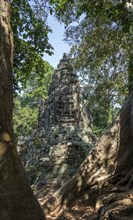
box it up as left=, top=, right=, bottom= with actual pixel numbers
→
left=33, top=178, right=98, bottom=220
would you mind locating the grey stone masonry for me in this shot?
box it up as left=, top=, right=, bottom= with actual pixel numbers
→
left=38, top=53, right=92, bottom=131
left=18, top=54, right=95, bottom=185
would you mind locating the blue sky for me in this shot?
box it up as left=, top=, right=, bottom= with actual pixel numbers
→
left=43, top=15, right=70, bottom=68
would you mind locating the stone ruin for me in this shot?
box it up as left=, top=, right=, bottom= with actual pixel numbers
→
left=38, top=53, right=92, bottom=133
left=18, top=54, right=95, bottom=185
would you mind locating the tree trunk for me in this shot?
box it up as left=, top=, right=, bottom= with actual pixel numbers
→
left=0, top=1, right=44, bottom=219
left=43, top=88, right=133, bottom=219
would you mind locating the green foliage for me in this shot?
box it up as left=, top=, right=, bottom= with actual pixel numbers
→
left=21, top=59, right=54, bottom=106
left=49, top=0, right=133, bottom=30
left=80, top=60, right=128, bottom=135
left=10, top=0, right=54, bottom=90
left=13, top=98, right=38, bottom=137
left=13, top=60, right=53, bottom=138
left=9, top=0, right=55, bottom=138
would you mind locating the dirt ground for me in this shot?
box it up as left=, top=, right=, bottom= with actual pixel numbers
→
left=35, top=178, right=133, bottom=220
left=33, top=179, right=98, bottom=220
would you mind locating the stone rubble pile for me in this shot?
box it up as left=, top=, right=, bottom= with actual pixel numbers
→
left=17, top=54, right=95, bottom=186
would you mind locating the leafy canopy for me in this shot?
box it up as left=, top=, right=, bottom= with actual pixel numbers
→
left=10, top=0, right=54, bottom=89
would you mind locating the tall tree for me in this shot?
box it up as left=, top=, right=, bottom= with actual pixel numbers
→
left=0, top=1, right=44, bottom=219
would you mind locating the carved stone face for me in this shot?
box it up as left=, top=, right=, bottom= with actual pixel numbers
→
left=38, top=54, right=89, bottom=128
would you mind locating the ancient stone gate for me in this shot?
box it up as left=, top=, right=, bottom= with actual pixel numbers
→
left=18, top=54, right=95, bottom=184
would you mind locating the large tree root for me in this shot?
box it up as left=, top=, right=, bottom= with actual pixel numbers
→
left=43, top=89, right=133, bottom=219
left=98, top=189, right=133, bottom=219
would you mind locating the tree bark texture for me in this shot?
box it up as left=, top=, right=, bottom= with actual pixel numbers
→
left=0, top=0, right=13, bottom=134
left=43, top=88, right=133, bottom=219
left=0, top=1, right=45, bottom=219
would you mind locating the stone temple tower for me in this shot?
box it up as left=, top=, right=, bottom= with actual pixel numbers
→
left=19, top=54, right=95, bottom=184
left=49, top=53, right=79, bottom=125
left=37, top=54, right=94, bottom=179
left=38, top=53, right=92, bottom=132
